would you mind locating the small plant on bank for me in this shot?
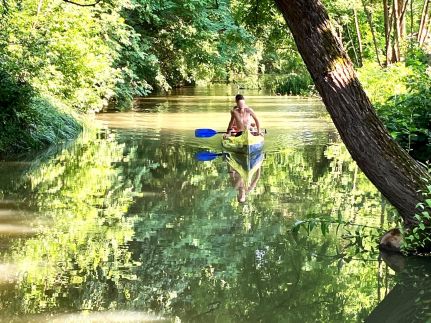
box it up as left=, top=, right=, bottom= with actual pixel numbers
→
left=401, top=178, right=431, bottom=253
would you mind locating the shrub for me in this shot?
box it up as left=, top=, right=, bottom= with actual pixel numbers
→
left=358, top=55, right=431, bottom=162
left=0, top=70, right=82, bottom=155
left=262, top=73, right=315, bottom=96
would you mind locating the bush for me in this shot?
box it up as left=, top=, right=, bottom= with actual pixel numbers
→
left=357, top=61, right=412, bottom=105
left=261, top=73, right=315, bottom=95
left=358, top=56, right=431, bottom=162
left=0, top=70, right=34, bottom=117
left=401, top=178, right=431, bottom=253
left=0, top=70, right=82, bottom=156
left=376, top=71, right=431, bottom=161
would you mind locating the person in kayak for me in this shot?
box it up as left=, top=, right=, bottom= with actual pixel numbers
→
left=224, top=94, right=261, bottom=138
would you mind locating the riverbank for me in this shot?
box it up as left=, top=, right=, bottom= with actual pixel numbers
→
left=0, top=92, right=83, bottom=159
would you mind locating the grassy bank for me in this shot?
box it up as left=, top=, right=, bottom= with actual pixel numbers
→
left=0, top=98, right=83, bottom=158
left=0, top=72, right=83, bottom=157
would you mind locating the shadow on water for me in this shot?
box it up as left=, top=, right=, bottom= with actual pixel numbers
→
left=0, top=86, right=427, bottom=322
left=366, top=252, right=431, bottom=323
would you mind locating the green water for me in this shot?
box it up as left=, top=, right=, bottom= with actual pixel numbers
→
left=0, top=85, right=429, bottom=322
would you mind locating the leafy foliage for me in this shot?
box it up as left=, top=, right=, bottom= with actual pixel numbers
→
left=358, top=49, right=431, bottom=162
left=402, top=180, right=431, bottom=252
left=0, top=70, right=82, bottom=155
left=0, top=0, right=257, bottom=153
left=261, top=73, right=315, bottom=96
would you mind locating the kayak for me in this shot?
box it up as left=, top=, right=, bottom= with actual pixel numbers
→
left=221, top=129, right=264, bottom=154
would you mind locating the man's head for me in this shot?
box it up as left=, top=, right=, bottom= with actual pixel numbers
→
left=235, top=94, right=245, bottom=108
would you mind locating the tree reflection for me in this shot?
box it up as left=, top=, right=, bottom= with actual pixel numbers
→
left=0, top=131, right=399, bottom=321
left=367, top=253, right=431, bottom=322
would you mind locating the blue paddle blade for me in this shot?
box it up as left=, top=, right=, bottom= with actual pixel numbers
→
left=195, top=128, right=218, bottom=138
left=195, top=151, right=223, bottom=161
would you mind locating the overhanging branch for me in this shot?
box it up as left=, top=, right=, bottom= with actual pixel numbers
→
left=1, top=0, right=8, bottom=14
left=62, top=0, right=102, bottom=7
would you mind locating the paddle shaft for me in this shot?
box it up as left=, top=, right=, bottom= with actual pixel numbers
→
left=195, top=128, right=266, bottom=138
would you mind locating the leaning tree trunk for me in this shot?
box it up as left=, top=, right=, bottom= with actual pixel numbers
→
left=274, top=0, right=430, bottom=226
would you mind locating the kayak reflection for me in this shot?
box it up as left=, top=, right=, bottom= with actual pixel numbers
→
left=226, top=151, right=264, bottom=203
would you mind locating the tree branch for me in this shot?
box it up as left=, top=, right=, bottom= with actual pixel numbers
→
left=206, top=0, right=219, bottom=9
left=1, top=0, right=9, bottom=14
left=399, top=0, right=409, bottom=23
left=62, top=0, right=102, bottom=7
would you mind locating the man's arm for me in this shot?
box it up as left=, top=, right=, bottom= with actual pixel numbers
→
left=225, top=111, right=236, bottom=137
left=249, top=108, right=260, bottom=134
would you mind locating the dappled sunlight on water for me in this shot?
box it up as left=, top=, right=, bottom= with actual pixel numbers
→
left=97, top=88, right=333, bottom=153
left=0, top=85, right=416, bottom=322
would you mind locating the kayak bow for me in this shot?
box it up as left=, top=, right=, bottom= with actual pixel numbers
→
left=221, top=129, right=264, bottom=154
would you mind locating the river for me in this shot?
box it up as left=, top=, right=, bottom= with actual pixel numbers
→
left=0, top=85, right=428, bottom=322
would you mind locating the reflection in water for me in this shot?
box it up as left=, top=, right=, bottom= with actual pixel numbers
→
left=226, top=151, right=264, bottom=203
left=367, top=253, right=431, bottom=322
left=3, top=311, right=169, bottom=322
left=0, top=86, right=418, bottom=321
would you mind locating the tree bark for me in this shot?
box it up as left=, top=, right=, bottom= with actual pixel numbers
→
left=410, top=0, right=414, bottom=49
left=346, top=25, right=360, bottom=66
left=384, top=0, right=390, bottom=41
left=392, top=0, right=408, bottom=62
left=273, top=0, right=430, bottom=226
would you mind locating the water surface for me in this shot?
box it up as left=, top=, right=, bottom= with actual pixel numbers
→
left=0, top=85, right=424, bottom=322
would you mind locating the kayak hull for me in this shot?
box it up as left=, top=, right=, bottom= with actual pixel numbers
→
left=221, top=130, right=264, bottom=154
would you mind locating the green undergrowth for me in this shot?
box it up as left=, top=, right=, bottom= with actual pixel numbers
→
left=0, top=97, right=83, bottom=157
left=358, top=52, right=431, bottom=162
left=357, top=61, right=412, bottom=105
left=261, top=73, right=316, bottom=96
left=0, top=72, right=83, bottom=157
left=400, top=169, right=431, bottom=253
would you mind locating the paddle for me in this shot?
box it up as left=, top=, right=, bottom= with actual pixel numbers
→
left=195, top=151, right=228, bottom=161
left=195, top=128, right=267, bottom=138
left=195, top=129, right=227, bottom=138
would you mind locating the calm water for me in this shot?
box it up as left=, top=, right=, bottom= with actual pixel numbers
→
left=0, top=85, right=429, bottom=322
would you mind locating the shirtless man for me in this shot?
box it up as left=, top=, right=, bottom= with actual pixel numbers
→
left=225, top=94, right=261, bottom=137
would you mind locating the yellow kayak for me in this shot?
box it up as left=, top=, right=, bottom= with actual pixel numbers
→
left=222, top=129, right=264, bottom=154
